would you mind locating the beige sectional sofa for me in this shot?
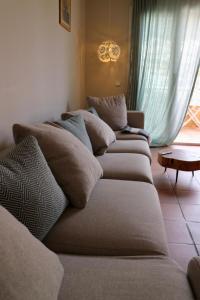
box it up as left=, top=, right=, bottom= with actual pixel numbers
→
left=44, top=111, right=166, bottom=257
left=58, top=255, right=196, bottom=300
left=0, top=106, right=200, bottom=299
left=44, top=110, right=198, bottom=299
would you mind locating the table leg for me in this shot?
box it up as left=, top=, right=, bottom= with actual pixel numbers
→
left=175, top=170, right=179, bottom=184
left=192, top=171, right=194, bottom=177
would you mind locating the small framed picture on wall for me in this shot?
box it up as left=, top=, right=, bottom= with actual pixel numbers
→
left=59, top=0, right=71, bottom=31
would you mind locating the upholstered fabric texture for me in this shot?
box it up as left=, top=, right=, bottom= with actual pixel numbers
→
left=115, top=131, right=147, bottom=141
left=107, top=140, right=152, bottom=161
left=188, top=257, right=200, bottom=300
left=61, top=110, right=116, bottom=155
left=0, top=136, right=67, bottom=240
left=55, top=114, right=93, bottom=152
left=13, top=123, right=103, bottom=209
left=97, top=153, right=153, bottom=184
left=87, top=94, right=128, bottom=130
left=0, top=205, right=64, bottom=300
left=44, top=179, right=168, bottom=256
left=58, top=255, right=194, bottom=300
left=127, top=111, right=145, bottom=129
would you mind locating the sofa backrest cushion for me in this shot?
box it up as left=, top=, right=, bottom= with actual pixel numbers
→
left=0, top=205, right=64, bottom=300
left=55, top=114, right=93, bottom=153
left=87, top=94, right=128, bottom=130
left=13, top=124, right=103, bottom=209
left=61, top=110, right=116, bottom=155
left=0, top=136, right=67, bottom=240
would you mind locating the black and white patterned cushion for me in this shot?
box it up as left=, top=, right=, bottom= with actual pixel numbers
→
left=0, top=136, right=68, bottom=240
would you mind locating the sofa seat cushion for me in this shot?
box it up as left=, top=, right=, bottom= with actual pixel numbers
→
left=97, top=153, right=153, bottom=184
left=107, top=140, right=151, bottom=161
left=58, top=255, right=194, bottom=300
left=44, top=179, right=168, bottom=256
left=115, top=130, right=147, bottom=141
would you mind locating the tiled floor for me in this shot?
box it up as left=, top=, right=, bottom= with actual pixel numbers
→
left=174, top=126, right=200, bottom=145
left=151, top=145, right=200, bottom=271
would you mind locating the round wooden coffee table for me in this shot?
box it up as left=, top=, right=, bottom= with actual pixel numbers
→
left=158, top=149, right=200, bottom=183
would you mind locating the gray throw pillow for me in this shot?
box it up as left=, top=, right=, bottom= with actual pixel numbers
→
left=55, top=114, right=93, bottom=152
left=61, top=110, right=116, bottom=155
left=0, top=136, right=68, bottom=240
left=88, top=107, right=99, bottom=117
left=87, top=94, right=128, bottom=130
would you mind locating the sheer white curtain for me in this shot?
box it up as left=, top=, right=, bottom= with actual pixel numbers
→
left=129, top=0, right=200, bottom=146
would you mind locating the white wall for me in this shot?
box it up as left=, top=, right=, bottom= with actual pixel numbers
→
left=0, top=0, right=85, bottom=148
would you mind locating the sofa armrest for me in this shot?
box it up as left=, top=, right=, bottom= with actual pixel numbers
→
left=127, top=111, right=144, bottom=129
left=187, top=256, right=200, bottom=299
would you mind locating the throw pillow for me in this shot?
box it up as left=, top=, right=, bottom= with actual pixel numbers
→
left=13, top=123, right=103, bottom=209
left=87, top=94, right=128, bottom=130
left=54, top=114, right=93, bottom=152
left=0, top=205, right=64, bottom=300
left=61, top=109, right=116, bottom=155
left=0, top=136, right=67, bottom=240
left=88, top=106, right=99, bottom=116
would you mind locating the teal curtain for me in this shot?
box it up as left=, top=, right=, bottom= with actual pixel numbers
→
left=127, top=0, right=200, bottom=146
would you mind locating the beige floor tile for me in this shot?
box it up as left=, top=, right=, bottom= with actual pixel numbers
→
left=160, top=203, right=184, bottom=220
left=158, top=189, right=178, bottom=204
left=167, top=170, right=200, bottom=191
left=187, top=222, right=200, bottom=244
left=151, top=163, right=164, bottom=172
left=181, top=204, right=200, bottom=222
left=164, top=221, right=192, bottom=244
left=195, top=245, right=200, bottom=255
left=152, top=168, right=166, bottom=175
left=153, top=173, right=173, bottom=191
left=196, top=173, right=200, bottom=183
left=195, top=170, right=200, bottom=175
left=176, top=190, right=200, bottom=205
left=168, top=244, right=197, bottom=271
